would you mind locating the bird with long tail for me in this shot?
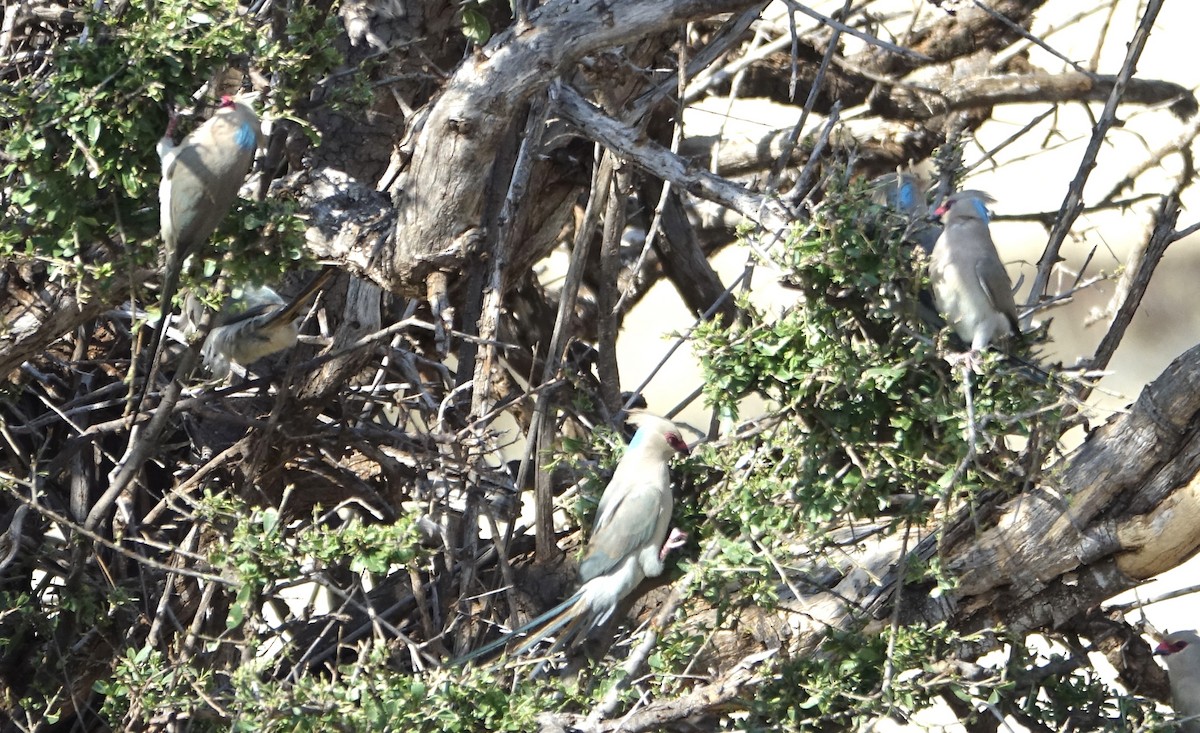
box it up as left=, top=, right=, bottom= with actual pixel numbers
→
left=457, top=413, right=690, bottom=664
left=141, top=96, right=262, bottom=403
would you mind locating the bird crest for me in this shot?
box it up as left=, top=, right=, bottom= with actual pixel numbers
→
left=626, top=412, right=689, bottom=455
left=937, top=190, right=995, bottom=223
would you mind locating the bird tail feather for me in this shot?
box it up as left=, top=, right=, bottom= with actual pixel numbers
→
left=135, top=266, right=183, bottom=414
left=540, top=605, right=595, bottom=656
left=454, top=591, right=587, bottom=665
left=256, top=265, right=337, bottom=331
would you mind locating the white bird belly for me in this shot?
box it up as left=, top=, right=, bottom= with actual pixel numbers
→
left=932, top=265, right=1011, bottom=350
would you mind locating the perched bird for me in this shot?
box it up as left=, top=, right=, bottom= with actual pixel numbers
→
left=870, top=172, right=944, bottom=329
left=459, top=413, right=691, bottom=663
left=870, top=172, right=941, bottom=255
left=1156, top=630, right=1200, bottom=732
left=929, top=190, right=1020, bottom=357
left=144, top=96, right=262, bottom=398
left=158, top=95, right=262, bottom=289
left=198, top=267, right=335, bottom=378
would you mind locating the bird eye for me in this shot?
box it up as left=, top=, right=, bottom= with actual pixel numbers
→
left=666, top=433, right=689, bottom=453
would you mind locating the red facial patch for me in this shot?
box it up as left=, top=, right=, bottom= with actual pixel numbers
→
left=1156, top=639, right=1188, bottom=655
left=666, top=433, right=690, bottom=455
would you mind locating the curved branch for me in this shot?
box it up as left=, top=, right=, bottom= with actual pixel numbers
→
left=386, top=0, right=767, bottom=296
left=884, top=71, right=1197, bottom=120
left=556, top=84, right=791, bottom=233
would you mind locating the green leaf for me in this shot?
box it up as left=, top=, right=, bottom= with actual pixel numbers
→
left=461, top=7, right=491, bottom=44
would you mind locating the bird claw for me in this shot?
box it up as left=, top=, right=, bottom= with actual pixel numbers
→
left=946, top=350, right=982, bottom=374
left=659, top=527, right=687, bottom=560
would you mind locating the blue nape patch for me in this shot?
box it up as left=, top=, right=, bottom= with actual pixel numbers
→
left=235, top=123, right=257, bottom=151
left=629, top=427, right=647, bottom=449
left=898, top=182, right=916, bottom=210
left=971, top=197, right=990, bottom=223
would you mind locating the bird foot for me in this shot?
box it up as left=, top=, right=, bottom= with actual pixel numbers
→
left=946, top=349, right=982, bottom=374
left=659, top=527, right=687, bottom=560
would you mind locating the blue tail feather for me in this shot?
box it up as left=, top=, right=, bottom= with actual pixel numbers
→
left=454, top=591, right=584, bottom=665
left=542, top=608, right=594, bottom=656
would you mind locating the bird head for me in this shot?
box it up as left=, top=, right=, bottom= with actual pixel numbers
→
left=211, top=95, right=263, bottom=151
left=934, top=190, right=996, bottom=223
left=627, top=413, right=690, bottom=457
left=870, top=172, right=924, bottom=215
left=1156, top=630, right=1200, bottom=659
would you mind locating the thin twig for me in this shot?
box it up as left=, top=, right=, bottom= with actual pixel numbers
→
left=1027, top=0, right=1166, bottom=321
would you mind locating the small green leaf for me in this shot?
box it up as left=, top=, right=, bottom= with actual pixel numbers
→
left=461, top=7, right=491, bottom=44
left=260, top=508, right=280, bottom=534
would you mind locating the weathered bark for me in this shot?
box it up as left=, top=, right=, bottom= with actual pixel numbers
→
left=385, top=0, right=766, bottom=297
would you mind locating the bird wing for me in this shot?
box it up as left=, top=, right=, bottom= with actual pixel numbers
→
left=579, top=482, right=666, bottom=581
left=973, top=254, right=1020, bottom=329
left=166, top=143, right=227, bottom=253
left=221, top=302, right=281, bottom=326
left=912, top=223, right=941, bottom=257
left=255, top=267, right=336, bottom=330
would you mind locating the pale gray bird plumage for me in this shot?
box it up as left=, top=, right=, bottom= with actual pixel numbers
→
left=458, top=413, right=690, bottom=663
left=929, top=190, right=1020, bottom=352
left=199, top=268, right=334, bottom=377
left=158, top=97, right=262, bottom=271
left=142, top=97, right=262, bottom=402
left=1156, top=630, right=1200, bottom=732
